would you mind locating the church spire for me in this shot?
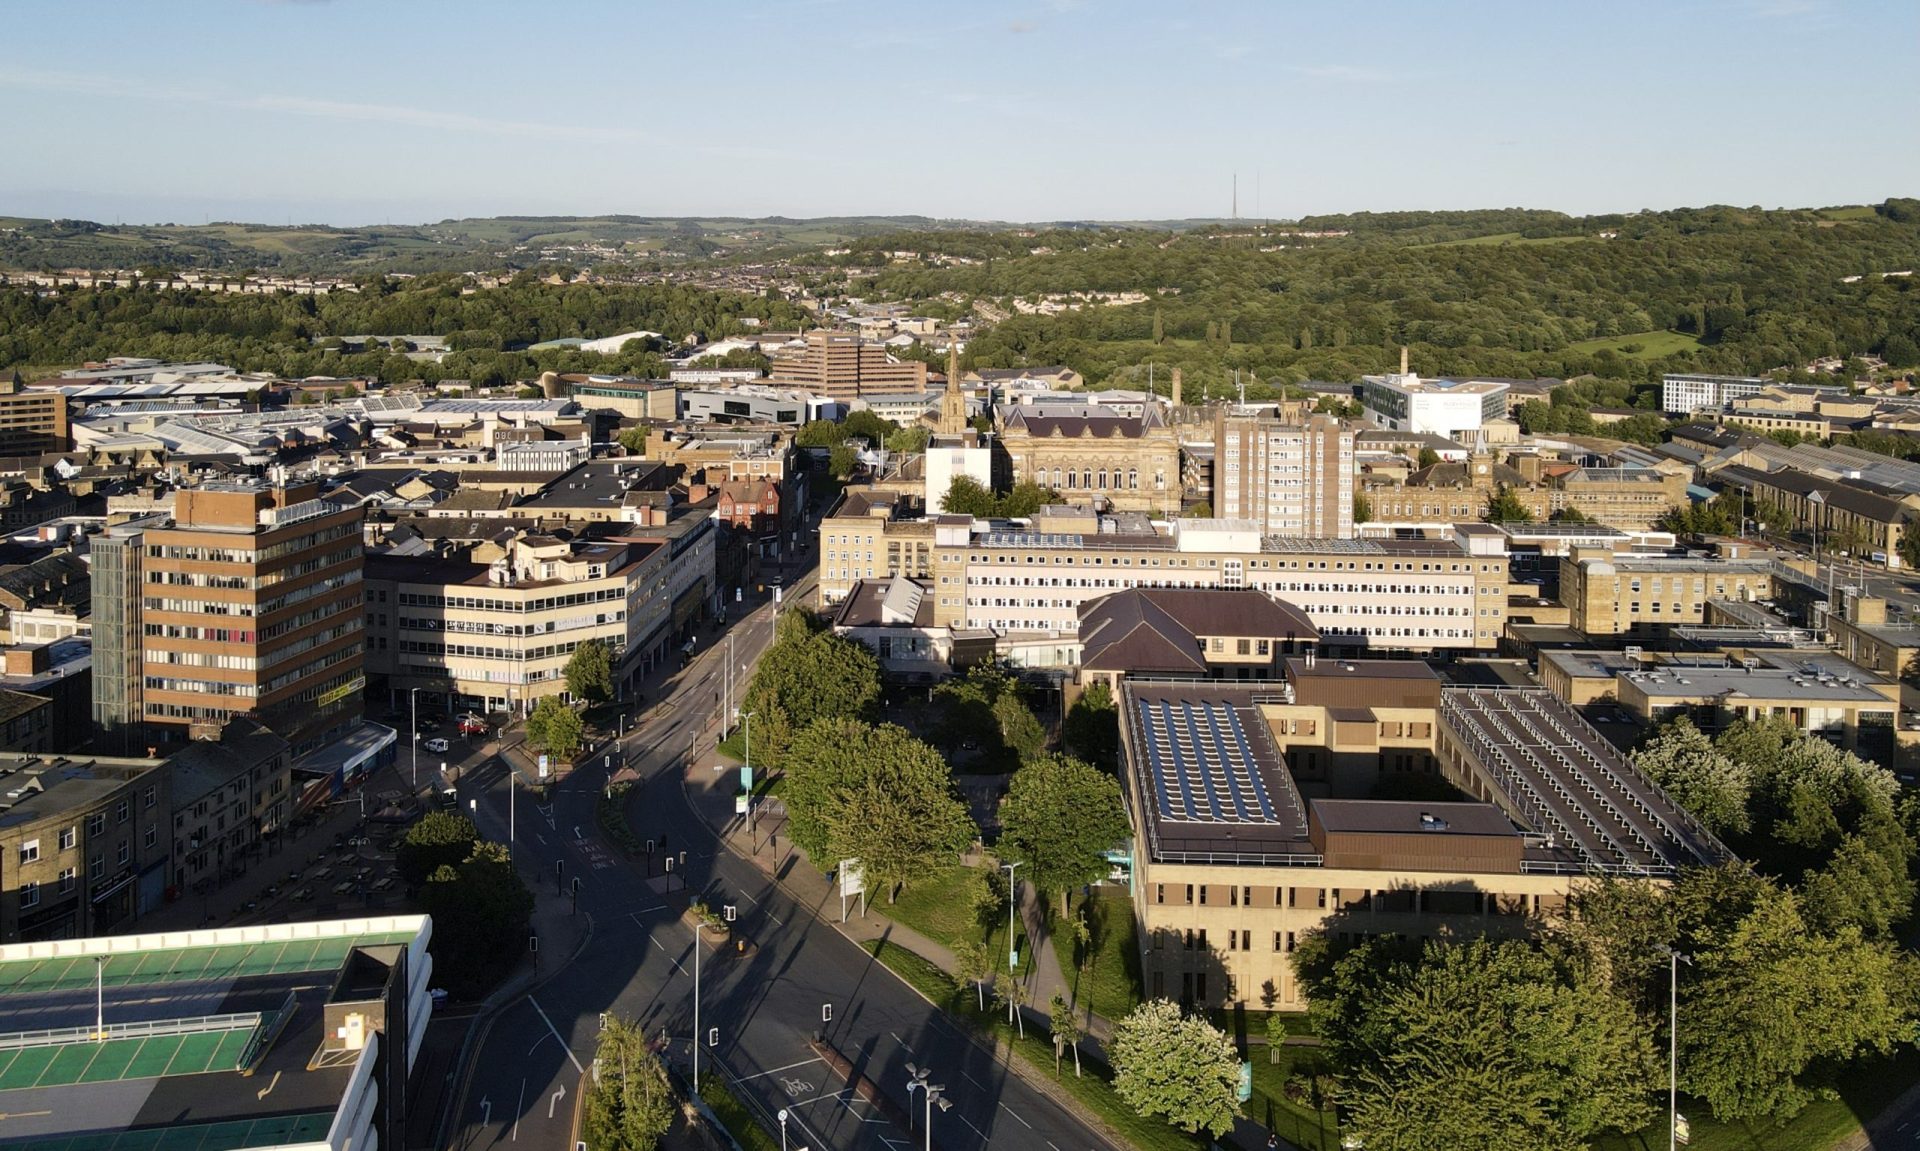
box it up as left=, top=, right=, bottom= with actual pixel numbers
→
left=937, top=337, right=969, bottom=434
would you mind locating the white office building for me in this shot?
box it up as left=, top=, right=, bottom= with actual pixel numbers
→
left=1360, top=372, right=1508, bottom=439
left=1661, top=373, right=1769, bottom=415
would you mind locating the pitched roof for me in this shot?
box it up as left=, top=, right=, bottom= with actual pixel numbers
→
left=1079, top=588, right=1319, bottom=674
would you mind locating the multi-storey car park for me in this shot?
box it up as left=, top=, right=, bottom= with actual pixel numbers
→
left=0, top=916, right=431, bottom=1151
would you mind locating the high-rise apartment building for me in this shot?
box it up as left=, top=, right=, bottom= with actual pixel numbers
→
left=766, top=330, right=928, bottom=401
left=1213, top=410, right=1354, bottom=537
left=0, top=378, right=70, bottom=455
left=92, top=481, right=365, bottom=753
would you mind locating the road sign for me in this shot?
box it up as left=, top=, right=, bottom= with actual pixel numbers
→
left=1675, top=1114, right=1691, bottom=1146
left=1237, top=1061, right=1253, bottom=1103
left=740, top=765, right=753, bottom=792
left=538, top=755, right=549, bottom=779
left=838, top=860, right=864, bottom=898
left=734, top=795, right=748, bottom=814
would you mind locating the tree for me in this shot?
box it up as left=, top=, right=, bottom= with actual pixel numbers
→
left=780, top=718, right=975, bottom=902
left=992, top=688, right=1047, bottom=764
left=582, top=1014, right=675, bottom=1151
left=940, top=475, right=999, bottom=517
left=1295, top=937, right=1659, bottom=1151
left=419, top=841, right=535, bottom=997
left=842, top=409, right=896, bottom=447
left=1109, top=999, right=1241, bottom=1138
left=795, top=419, right=842, bottom=448
left=739, top=611, right=881, bottom=768
left=1633, top=717, right=1751, bottom=836
left=993, top=971, right=1028, bottom=1038
left=1050, top=994, right=1083, bottom=1076
left=827, top=443, right=858, bottom=478
left=1062, top=682, right=1120, bottom=771
left=565, top=638, right=613, bottom=705
left=885, top=425, right=930, bottom=454
left=1483, top=485, right=1534, bottom=523
left=998, top=754, right=1130, bottom=915
left=1416, top=446, right=1441, bottom=469
left=1682, top=883, right=1913, bottom=1123
left=396, top=811, right=478, bottom=887
left=999, top=481, right=1062, bottom=519
left=954, top=940, right=994, bottom=1011
left=1353, top=492, right=1373, bottom=524
left=1550, top=504, right=1593, bottom=524
left=526, top=696, right=584, bottom=760
left=615, top=426, right=648, bottom=455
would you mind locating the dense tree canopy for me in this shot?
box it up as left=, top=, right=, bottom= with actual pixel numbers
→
left=1296, top=936, right=1659, bottom=1151
left=997, top=754, right=1130, bottom=914
left=737, top=610, right=881, bottom=768
left=779, top=717, right=975, bottom=902
left=1109, top=999, right=1242, bottom=1137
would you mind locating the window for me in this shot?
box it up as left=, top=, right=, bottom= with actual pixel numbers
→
left=143, top=826, right=157, bottom=849
left=1236, top=638, right=1251, bottom=655
left=143, top=786, right=157, bottom=810
left=1274, top=932, right=1285, bottom=952
left=1285, top=932, right=1296, bottom=953
left=117, top=842, right=130, bottom=866
left=1198, top=884, right=1207, bottom=906
left=57, top=868, right=74, bottom=894
left=58, top=827, right=74, bottom=851
left=19, top=839, right=38, bottom=864
left=1185, top=884, right=1195, bottom=905
left=115, top=801, right=129, bottom=826
left=1155, top=884, right=1165, bottom=905
left=87, top=813, right=104, bottom=837
left=19, top=882, right=38, bottom=909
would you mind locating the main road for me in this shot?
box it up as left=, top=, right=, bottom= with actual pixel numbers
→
left=444, top=564, right=1116, bottom=1151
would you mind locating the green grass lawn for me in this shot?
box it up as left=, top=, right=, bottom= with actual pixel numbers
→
left=1248, top=1046, right=1343, bottom=1151
left=1565, top=329, right=1705, bottom=359
left=871, top=864, right=1031, bottom=982
left=698, top=1074, right=781, bottom=1151
left=1594, top=1047, right=1920, bottom=1151
left=1053, top=888, right=1145, bottom=1022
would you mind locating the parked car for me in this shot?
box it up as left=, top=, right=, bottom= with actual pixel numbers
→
left=424, top=737, right=450, bottom=753
left=458, top=715, right=489, bottom=737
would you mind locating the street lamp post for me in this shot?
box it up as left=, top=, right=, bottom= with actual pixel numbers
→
left=409, top=687, right=420, bottom=790
left=1002, top=861, right=1021, bottom=969
left=905, top=1063, right=948, bottom=1151
left=1658, top=944, right=1692, bottom=1151
left=778, top=1109, right=787, bottom=1151
left=692, top=919, right=703, bottom=1094
left=742, top=710, right=756, bottom=837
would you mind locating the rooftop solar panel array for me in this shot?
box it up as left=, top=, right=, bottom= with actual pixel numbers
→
left=1441, top=688, right=1728, bottom=875
left=1135, top=697, right=1284, bottom=824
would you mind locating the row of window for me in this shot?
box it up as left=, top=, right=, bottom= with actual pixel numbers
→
left=395, top=586, right=627, bottom=613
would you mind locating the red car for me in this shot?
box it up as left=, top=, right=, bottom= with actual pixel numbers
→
left=458, top=715, right=490, bottom=737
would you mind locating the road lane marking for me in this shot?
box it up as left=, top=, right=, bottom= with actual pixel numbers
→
left=890, top=1031, right=911, bottom=1054
left=528, top=997, right=585, bottom=1073
left=549, top=1085, right=566, bottom=1119
left=737, top=1056, right=824, bottom=1082
left=512, top=1078, right=523, bottom=1141
left=1001, top=1103, right=1032, bottom=1128
left=648, top=936, right=690, bottom=976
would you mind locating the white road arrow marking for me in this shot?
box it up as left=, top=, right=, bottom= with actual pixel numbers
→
left=549, top=1085, right=566, bottom=1119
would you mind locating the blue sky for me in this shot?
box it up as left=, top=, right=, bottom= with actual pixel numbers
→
left=2, top=0, right=1913, bottom=226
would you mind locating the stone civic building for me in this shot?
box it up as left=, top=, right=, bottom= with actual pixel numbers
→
left=995, top=406, right=1181, bottom=516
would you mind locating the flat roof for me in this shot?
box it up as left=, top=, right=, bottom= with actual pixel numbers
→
left=1620, top=665, right=1893, bottom=703
left=1310, top=799, right=1519, bottom=838
left=1123, top=683, right=1315, bottom=860
left=1441, top=688, right=1729, bottom=876
left=0, top=918, right=427, bottom=1149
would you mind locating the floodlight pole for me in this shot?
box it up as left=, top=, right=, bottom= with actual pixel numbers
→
left=1658, top=944, right=1692, bottom=1151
